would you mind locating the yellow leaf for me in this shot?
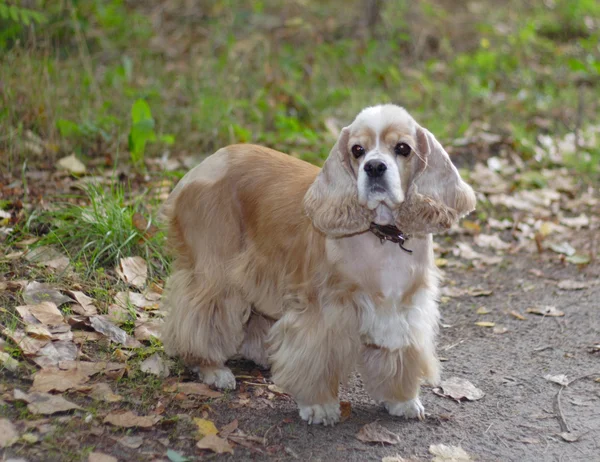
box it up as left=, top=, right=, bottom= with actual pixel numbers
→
left=476, top=306, right=490, bottom=315
left=539, top=222, right=553, bottom=237
left=509, top=310, right=526, bottom=320
left=462, top=220, right=481, bottom=233
left=435, top=258, right=448, bottom=268
left=475, top=321, right=495, bottom=327
left=194, top=418, right=218, bottom=438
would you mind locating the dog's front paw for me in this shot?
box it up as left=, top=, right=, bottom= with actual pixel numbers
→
left=298, top=402, right=340, bottom=426
left=385, top=398, right=425, bottom=420
left=198, top=366, right=236, bottom=390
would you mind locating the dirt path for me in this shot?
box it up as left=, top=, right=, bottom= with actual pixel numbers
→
left=1, top=167, right=599, bottom=462
left=11, top=253, right=590, bottom=462
left=185, top=255, right=599, bottom=462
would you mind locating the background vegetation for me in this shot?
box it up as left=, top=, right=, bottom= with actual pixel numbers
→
left=2, top=0, right=599, bottom=172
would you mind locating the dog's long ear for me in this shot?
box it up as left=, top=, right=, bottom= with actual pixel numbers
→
left=396, top=126, right=476, bottom=234
left=304, top=127, right=373, bottom=237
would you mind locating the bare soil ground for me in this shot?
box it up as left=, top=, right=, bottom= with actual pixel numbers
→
left=3, top=249, right=598, bottom=462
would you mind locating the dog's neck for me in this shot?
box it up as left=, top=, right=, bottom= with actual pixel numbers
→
left=369, top=223, right=412, bottom=253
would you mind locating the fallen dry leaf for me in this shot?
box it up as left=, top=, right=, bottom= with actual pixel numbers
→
left=0, top=351, right=19, bottom=371
left=23, top=281, right=72, bottom=306
left=557, top=280, right=588, bottom=291
left=565, top=254, right=591, bottom=265
left=76, top=382, right=123, bottom=403
left=1, top=328, right=49, bottom=355
left=219, top=419, right=238, bottom=439
left=474, top=321, right=495, bottom=328
left=91, top=383, right=123, bottom=402
left=21, top=302, right=65, bottom=326
left=31, top=367, right=90, bottom=393
left=106, top=303, right=134, bottom=324
left=57, top=154, right=86, bottom=174
left=492, top=325, right=509, bottom=334
left=33, top=340, right=78, bottom=368
left=340, top=401, right=352, bottom=422
left=474, top=234, right=511, bottom=250
left=196, top=434, right=234, bottom=454
left=66, top=290, right=98, bottom=316
left=548, top=242, right=576, bottom=256
left=140, top=353, right=170, bottom=377
left=455, top=242, right=487, bottom=260
left=88, top=453, right=117, bottom=462
left=559, top=432, right=580, bottom=442
left=0, top=418, right=19, bottom=448
left=72, top=330, right=104, bottom=344
left=544, top=374, right=569, bottom=387
left=434, top=377, right=484, bottom=401
left=526, top=306, right=564, bottom=317
left=355, top=422, right=400, bottom=445
left=194, top=418, right=218, bottom=438
left=115, top=291, right=160, bottom=310
left=116, top=256, right=148, bottom=289
left=58, top=360, right=125, bottom=375
left=103, top=411, right=160, bottom=428
left=171, top=382, right=223, bottom=398
left=14, top=389, right=81, bottom=415
left=509, top=311, right=526, bottom=320
left=560, top=214, right=589, bottom=229
left=267, top=384, right=286, bottom=395
left=429, top=443, right=472, bottom=461
left=25, top=324, right=53, bottom=340
left=134, top=320, right=162, bottom=341
left=25, top=246, right=70, bottom=271
left=440, top=286, right=468, bottom=298
left=90, top=315, right=141, bottom=346
left=116, top=435, right=144, bottom=449
left=468, top=288, right=493, bottom=297
left=475, top=306, right=490, bottom=315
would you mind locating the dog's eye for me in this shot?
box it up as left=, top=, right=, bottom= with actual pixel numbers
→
left=394, top=142, right=411, bottom=157
left=351, top=145, right=365, bottom=158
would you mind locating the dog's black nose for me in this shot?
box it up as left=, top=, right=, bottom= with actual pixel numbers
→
left=364, top=160, right=387, bottom=178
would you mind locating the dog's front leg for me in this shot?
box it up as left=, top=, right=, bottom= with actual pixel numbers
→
left=358, top=343, right=439, bottom=419
left=268, top=304, right=358, bottom=426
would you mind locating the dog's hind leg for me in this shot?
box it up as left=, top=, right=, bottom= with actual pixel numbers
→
left=162, top=271, right=250, bottom=389
left=161, top=158, right=249, bottom=389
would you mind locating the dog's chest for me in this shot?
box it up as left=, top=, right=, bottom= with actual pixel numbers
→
left=327, top=232, right=433, bottom=350
left=327, top=232, right=429, bottom=298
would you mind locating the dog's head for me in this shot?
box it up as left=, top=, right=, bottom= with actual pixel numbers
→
left=304, top=104, right=476, bottom=236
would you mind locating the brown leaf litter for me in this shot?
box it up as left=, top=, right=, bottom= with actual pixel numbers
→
left=115, top=256, right=148, bottom=289
left=355, top=422, right=400, bottom=445
left=13, top=389, right=81, bottom=415
left=103, top=411, right=160, bottom=428
left=433, top=377, right=485, bottom=401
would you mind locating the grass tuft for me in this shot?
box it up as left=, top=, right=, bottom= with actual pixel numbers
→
left=36, top=182, right=168, bottom=279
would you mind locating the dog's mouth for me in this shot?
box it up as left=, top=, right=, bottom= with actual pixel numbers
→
left=370, top=184, right=387, bottom=194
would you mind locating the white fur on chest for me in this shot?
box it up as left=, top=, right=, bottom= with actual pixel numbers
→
left=326, top=232, right=438, bottom=351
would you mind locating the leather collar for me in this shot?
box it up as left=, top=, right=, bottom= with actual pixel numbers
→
left=369, top=223, right=412, bottom=253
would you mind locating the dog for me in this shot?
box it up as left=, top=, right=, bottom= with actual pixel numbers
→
left=161, top=104, right=476, bottom=425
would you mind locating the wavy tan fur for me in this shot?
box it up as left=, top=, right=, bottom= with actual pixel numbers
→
left=161, top=104, right=475, bottom=425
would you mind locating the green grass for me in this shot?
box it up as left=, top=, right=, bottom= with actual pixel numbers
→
left=34, top=182, right=168, bottom=279
left=1, top=0, right=599, bottom=171
left=1, top=0, right=599, bottom=286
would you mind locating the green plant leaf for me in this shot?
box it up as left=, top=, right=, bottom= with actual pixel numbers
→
left=56, top=119, right=81, bottom=137
left=131, top=99, right=154, bottom=126
left=159, top=134, right=175, bottom=145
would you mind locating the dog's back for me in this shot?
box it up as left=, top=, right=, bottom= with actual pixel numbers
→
left=161, top=145, right=323, bottom=370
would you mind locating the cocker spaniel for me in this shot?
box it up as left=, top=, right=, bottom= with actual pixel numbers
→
left=161, top=104, right=476, bottom=425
